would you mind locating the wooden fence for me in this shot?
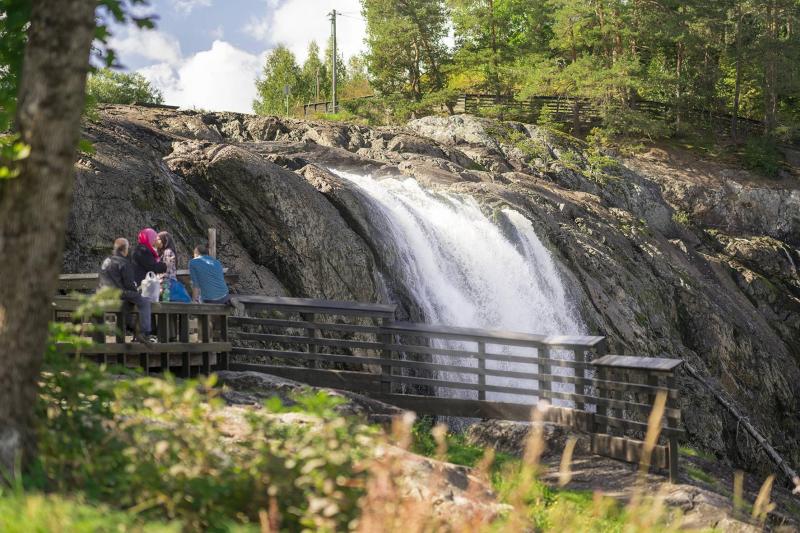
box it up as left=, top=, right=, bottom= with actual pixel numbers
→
left=51, top=290, right=685, bottom=480
left=454, top=94, right=766, bottom=137
left=229, top=295, right=684, bottom=481
left=52, top=296, right=232, bottom=376
left=58, top=270, right=238, bottom=294
left=301, top=92, right=767, bottom=139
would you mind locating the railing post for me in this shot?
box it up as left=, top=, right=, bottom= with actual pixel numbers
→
left=477, top=341, right=486, bottom=401
left=574, top=348, right=585, bottom=413
left=301, top=312, right=317, bottom=369
left=200, top=314, right=211, bottom=376
left=179, top=312, right=190, bottom=377
left=218, top=313, right=229, bottom=370
left=539, top=346, right=551, bottom=403
left=666, top=371, right=680, bottom=483
left=379, top=317, right=392, bottom=395
left=157, top=310, right=170, bottom=372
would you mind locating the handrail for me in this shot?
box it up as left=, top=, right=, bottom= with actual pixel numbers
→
left=234, top=295, right=397, bottom=317
left=228, top=295, right=684, bottom=481
left=384, top=321, right=606, bottom=349
left=58, top=269, right=237, bottom=292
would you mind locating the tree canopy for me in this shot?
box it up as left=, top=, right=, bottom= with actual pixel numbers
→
left=86, top=68, right=164, bottom=105
left=295, top=0, right=800, bottom=133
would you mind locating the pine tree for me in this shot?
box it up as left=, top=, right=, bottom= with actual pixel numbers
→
left=362, top=0, right=450, bottom=100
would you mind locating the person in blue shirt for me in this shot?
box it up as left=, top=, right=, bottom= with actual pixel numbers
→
left=189, top=243, right=230, bottom=304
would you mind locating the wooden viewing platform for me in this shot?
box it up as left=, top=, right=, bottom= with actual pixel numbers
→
left=52, top=296, right=232, bottom=376
left=54, top=292, right=685, bottom=481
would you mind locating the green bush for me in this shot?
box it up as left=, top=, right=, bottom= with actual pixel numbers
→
left=741, top=136, right=784, bottom=178
left=34, top=291, right=378, bottom=531
left=0, top=491, right=181, bottom=533
left=36, top=360, right=376, bottom=531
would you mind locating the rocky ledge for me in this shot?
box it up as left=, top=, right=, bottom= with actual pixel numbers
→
left=67, top=105, right=799, bottom=480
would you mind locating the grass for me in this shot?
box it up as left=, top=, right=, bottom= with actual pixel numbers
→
left=410, top=418, right=634, bottom=531
left=679, top=445, right=716, bottom=461
left=0, top=490, right=181, bottom=533
left=686, top=465, right=717, bottom=487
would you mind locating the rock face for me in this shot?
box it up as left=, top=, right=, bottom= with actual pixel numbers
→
left=68, top=105, right=799, bottom=478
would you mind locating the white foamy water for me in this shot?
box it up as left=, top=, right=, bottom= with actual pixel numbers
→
left=332, top=169, right=584, bottom=403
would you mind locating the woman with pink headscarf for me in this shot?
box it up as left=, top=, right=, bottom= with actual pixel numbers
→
left=131, top=227, right=167, bottom=285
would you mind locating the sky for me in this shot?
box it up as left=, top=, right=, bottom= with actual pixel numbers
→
left=106, top=0, right=368, bottom=113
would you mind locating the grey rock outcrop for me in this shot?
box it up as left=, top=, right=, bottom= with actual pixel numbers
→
left=66, top=105, right=799, bottom=480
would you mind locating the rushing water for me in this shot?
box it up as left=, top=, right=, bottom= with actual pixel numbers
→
left=331, top=169, right=585, bottom=404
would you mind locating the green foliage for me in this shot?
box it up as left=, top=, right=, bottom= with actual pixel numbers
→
left=253, top=45, right=303, bottom=116
left=34, top=293, right=377, bottom=530
left=741, top=136, right=784, bottom=178
left=37, top=361, right=376, bottom=530
left=362, top=0, right=449, bottom=101
left=672, top=210, right=691, bottom=227
left=0, top=0, right=31, bottom=132
left=86, top=68, right=163, bottom=105
left=686, top=465, right=717, bottom=487
left=410, top=420, right=635, bottom=531
left=0, top=134, right=30, bottom=179
left=678, top=446, right=715, bottom=461
left=0, top=491, right=181, bottom=533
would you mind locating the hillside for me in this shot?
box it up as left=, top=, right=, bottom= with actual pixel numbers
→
left=67, top=104, right=799, bottom=484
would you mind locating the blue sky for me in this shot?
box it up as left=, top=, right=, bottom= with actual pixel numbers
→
left=108, top=0, right=367, bottom=112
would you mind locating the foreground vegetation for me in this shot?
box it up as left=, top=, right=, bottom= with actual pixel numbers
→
left=0, top=292, right=781, bottom=531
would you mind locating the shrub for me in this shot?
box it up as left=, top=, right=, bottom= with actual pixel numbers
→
left=741, top=136, right=783, bottom=178
left=0, top=490, right=181, bottom=533
left=672, top=210, right=691, bottom=227
left=36, top=361, right=376, bottom=531
left=35, top=291, right=378, bottom=531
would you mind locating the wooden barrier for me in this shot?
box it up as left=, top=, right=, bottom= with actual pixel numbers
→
left=52, top=296, right=232, bottom=377
left=229, top=295, right=685, bottom=481
left=453, top=93, right=767, bottom=137
left=58, top=269, right=238, bottom=294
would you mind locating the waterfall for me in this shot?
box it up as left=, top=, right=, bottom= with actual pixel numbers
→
left=331, top=169, right=585, bottom=404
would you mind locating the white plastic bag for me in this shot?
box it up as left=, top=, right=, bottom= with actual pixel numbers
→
left=140, top=271, right=161, bottom=303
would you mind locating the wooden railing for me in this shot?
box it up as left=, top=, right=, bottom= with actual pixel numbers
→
left=454, top=93, right=767, bottom=137
left=229, top=295, right=685, bottom=481
left=57, top=270, right=238, bottom=294
left=52, top=296, right=232, bottom=376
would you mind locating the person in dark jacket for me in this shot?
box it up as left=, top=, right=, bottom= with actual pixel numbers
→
left=99, top=237, right=156, bottom=343
left=131, top=227, right=167, bottom=284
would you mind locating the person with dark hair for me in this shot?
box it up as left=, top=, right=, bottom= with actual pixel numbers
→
left=98, top=237, right=157, bottom=343
left=157, top=230, right=178, bottom=281
left=189, top=242, right=229, bottom=303
left=131, top=227, right=167, bottom=284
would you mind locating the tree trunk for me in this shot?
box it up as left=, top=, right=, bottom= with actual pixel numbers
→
left=489, top=0, right=500, bottom=97
left=675, top=42, right=684, bottom=131
left=731, top=2, right=743, bottom=140
left=0, top=0, right=97, bottom=474
left=763, top=0, right=779, bottom=132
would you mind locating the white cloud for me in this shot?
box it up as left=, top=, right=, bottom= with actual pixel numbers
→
left=110, top=27, right=183, bottom=66
left=245, top=0, right=367, bottom=62
left=138, top=41, right=265, bottom=113
left=171, top=0, right=212, bottom=14
left=243, top=15, right=270, bottom=42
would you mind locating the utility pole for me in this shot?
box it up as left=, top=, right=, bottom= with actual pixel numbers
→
left=328, top=9, right=337, bottom=113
